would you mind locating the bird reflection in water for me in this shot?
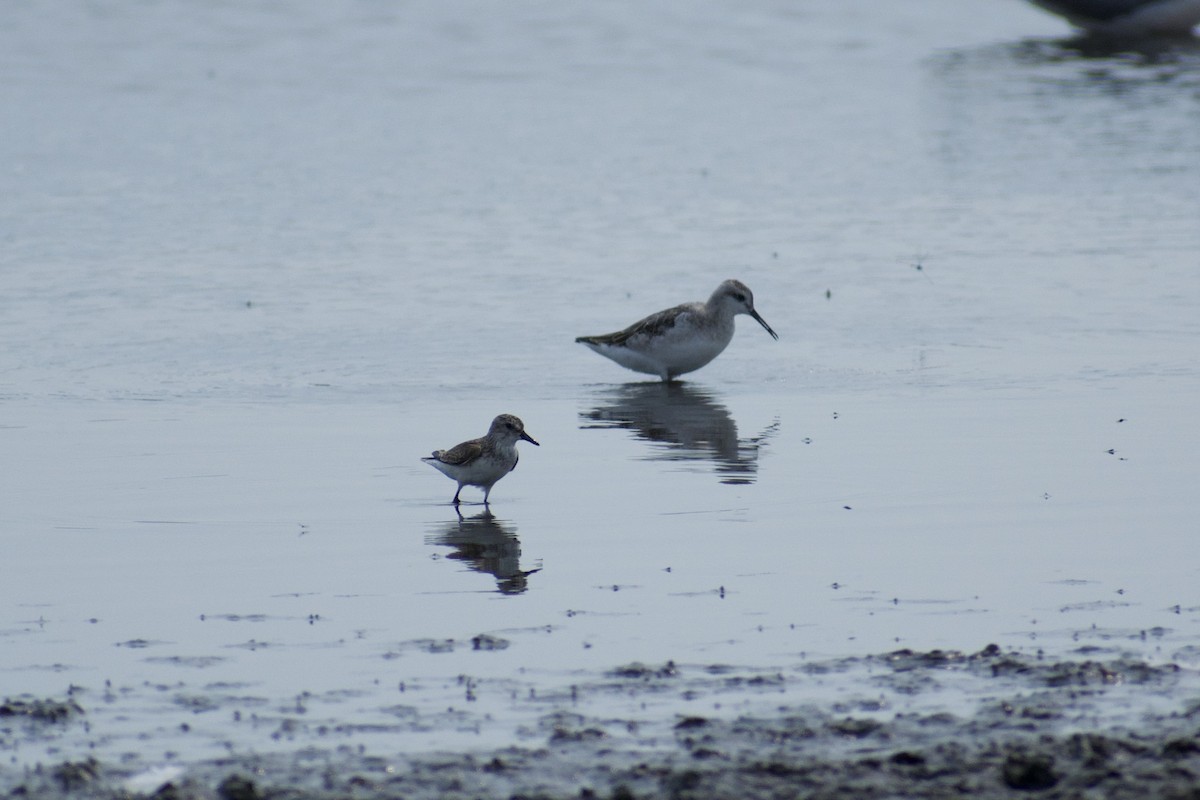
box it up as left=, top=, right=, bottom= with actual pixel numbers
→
left=426, top=509, right=540, bottom=595
left=580, top=382, right=778, bottom=485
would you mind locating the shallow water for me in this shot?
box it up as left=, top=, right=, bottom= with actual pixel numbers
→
left=2, top=0, right=1199, bottom=776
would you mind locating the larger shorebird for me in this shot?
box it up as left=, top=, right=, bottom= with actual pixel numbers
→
left=1026, top=0, right=1200, bottom=35
left=575, top=279, right=778, bottom=382
left=422, top=414, right=539, bottom=505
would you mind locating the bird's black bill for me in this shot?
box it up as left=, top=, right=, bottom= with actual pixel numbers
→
left=751, top=310, right=779, bottom=340
left=522, top=432, right=540, bottom=446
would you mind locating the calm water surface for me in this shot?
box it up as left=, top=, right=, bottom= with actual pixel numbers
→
left=2, top=0, right=1199, bottom=771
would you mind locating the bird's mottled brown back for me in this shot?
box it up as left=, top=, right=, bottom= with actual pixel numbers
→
left=432, top=440, right=483, bottom=466
left=577, top=303, right=694, bottom=346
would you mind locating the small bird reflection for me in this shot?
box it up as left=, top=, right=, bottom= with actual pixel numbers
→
left=426, top=509, right=540, bottom=595
left=1012, top=30, right=1200, bottom=61
left=580, top=382, right=778, bottom=485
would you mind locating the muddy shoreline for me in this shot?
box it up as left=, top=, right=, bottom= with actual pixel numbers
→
left=5, top=646, right=1199, bottom=799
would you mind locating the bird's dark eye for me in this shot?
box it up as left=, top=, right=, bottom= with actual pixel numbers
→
left=507, top=422, right=516, bottom=430
left=735, top=293, right=746, bottom=302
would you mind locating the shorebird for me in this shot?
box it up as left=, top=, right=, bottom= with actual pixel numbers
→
left=422, top=414, right=539, bottom=505
left=575, top=279, right=778, bottom=382
left=1026, top=0, right=1200, bottom=35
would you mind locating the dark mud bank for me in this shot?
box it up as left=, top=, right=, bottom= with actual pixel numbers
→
left=6, top=646, right=1200, bottom=800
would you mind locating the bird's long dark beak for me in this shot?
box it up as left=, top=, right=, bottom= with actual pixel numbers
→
left=522, top=432, right=540, bottom=446
left=751, top=309, right=779, bottom=340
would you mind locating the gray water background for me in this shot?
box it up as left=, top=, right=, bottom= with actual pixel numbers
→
left=2, top=0, right=1199, bottom=771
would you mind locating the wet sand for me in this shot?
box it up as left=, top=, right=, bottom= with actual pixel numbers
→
left=6, top=645, right=1199, bottom=799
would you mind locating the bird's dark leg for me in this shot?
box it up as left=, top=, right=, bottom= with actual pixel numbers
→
left=452, top=485, right=462, bottom=504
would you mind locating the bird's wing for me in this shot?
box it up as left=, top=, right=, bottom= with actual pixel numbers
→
left=431, top=440, right=483, bottom=466
left=576, top=303, right=694, bottom=347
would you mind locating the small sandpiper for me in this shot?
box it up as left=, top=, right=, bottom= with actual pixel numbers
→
left=422, top=414, right=539, bottom=505
left=575, top=279, right=778, bottom=382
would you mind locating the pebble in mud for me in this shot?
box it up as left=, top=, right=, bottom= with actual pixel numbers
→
left=217, top=774, right=260, bottom=800
left=1002, top=751, right=1059, bottom=791
left=0, top=696, right=84, bottom=723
